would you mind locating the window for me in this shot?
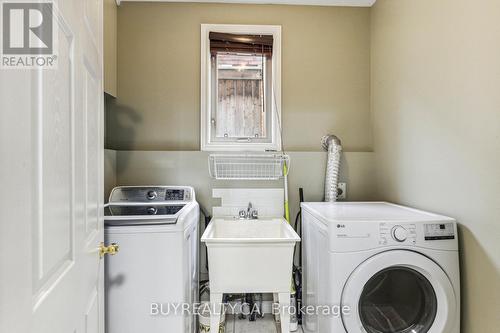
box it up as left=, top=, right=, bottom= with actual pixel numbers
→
left=201, top=25, right=282, bottom=151
left=213, top=53, right=269, bottom=140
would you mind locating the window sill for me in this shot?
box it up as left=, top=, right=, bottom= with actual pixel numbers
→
left=201, top=141, right=281, bottom=152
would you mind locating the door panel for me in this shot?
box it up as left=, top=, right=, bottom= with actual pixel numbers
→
left=84, top=0, right=101, bottom=46
left=0, top=1, right=104, bottom=333
left=33, top=11, right=75, bottom=299
left=85, top=289, right=99, bottom=333
left=85, top=62, right=101, bottom=238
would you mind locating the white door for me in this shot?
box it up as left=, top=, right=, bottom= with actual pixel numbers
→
left=341, top=250, right=457, bottom=333
left=0, top=0, right=105, bottom=333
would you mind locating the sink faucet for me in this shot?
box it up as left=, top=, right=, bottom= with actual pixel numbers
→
left=239, top=202, right=258, bottom=220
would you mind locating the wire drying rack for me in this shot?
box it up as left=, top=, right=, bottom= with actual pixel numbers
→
left=208, top=154, right=290, bottom=180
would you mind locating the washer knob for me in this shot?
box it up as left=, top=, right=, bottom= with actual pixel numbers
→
left=147, top=190, right=158, bottom=200
left=392, top=226, right=407, bottom=242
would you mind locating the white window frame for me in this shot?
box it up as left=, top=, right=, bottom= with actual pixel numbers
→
left=200, top=24, right=282, bottom=152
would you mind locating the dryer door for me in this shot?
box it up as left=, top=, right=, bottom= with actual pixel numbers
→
left=341, top=250, right=457, bottom=333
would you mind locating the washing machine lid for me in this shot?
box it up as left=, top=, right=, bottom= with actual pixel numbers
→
left=341, top=250, right=457, bottom=333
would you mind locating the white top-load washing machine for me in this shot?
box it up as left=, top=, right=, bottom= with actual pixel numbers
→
left=105, top=186, right=199, bottom=333
left=301, top=202, right=460, bottom=333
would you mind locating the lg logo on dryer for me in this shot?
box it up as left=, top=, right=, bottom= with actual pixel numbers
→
left=337, top=224, right=345, bottom=228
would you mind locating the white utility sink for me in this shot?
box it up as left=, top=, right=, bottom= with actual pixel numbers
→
left=203, top=217, right=299, bottom=242
left=201, top=217, right=300, bottom=333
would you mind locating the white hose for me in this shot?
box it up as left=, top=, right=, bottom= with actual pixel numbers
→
left=322, top=135, right=342, bottom=202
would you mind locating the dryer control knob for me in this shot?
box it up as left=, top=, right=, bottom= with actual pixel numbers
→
left=392, top=226, right=407, bottom=242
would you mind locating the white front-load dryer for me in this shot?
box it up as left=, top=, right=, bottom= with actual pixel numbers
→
left=301, top=202, right=460, bottom=333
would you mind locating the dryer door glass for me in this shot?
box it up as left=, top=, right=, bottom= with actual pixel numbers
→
left=359, top=266, right=437, bottom=333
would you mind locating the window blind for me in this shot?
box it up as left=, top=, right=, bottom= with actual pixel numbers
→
left=209, top=32, right=273, bottom=56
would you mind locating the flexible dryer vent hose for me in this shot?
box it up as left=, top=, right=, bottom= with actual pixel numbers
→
left=322, top=135, right=342, bottom=202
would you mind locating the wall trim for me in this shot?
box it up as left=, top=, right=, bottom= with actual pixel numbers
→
left=116, top=0, right=376, bottom=7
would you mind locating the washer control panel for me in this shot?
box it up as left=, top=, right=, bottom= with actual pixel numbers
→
left=379, top=223, right=417, bottom=245
left=109, top=186, right=193, bottom=203
left=424, top=223, right=455, bottom=240
left=165, top=189, right=189, bottom=201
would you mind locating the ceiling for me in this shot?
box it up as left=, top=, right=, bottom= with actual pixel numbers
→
left=116, top=0, right=377, bottom=7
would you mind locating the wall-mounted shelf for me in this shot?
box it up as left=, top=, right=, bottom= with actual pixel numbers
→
left=208, top=154, right=290, bottom=180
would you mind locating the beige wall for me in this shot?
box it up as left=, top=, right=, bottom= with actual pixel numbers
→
left=104, top=0, right=117, bottom=96
left=113, top=150, right=377, bottom=275
left=107, top=2, right=371, bottom=151
left=371, top=1, right=500, bottom=332
left=113, top=151, right=377, bottom=220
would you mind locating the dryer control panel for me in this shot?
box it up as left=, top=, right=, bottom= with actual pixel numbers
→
left=424, top=223, right=455, bottom=240
left=379, top=223, right=417, bottom=245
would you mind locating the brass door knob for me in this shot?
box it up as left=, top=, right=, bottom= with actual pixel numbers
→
left=99, top=242, right=119, bottom=258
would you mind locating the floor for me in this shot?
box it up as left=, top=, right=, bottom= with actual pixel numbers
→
left=225, top=315, right=303, bottom=333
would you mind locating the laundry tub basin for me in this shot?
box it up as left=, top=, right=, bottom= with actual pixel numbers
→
left=201, top=217, right=300, bottom=293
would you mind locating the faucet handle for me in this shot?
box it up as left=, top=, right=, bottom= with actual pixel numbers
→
left=251, top=210, right=258, bottom=219
left=238, top=210, right=247, bottom=219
